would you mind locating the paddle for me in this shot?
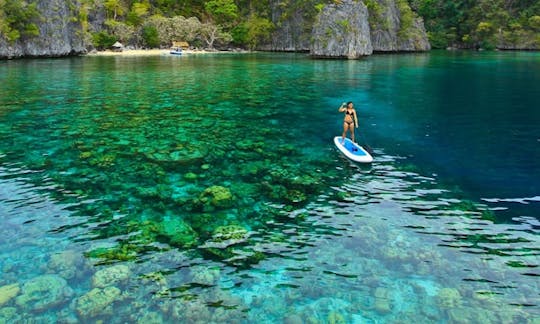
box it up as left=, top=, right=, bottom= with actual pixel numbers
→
left=363, top=144, right=374, bottom=155
left=359, top=132, right=374, bottom=155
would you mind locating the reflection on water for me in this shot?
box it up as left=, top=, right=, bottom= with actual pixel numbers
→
left=0, top=53, right=538, bottom=322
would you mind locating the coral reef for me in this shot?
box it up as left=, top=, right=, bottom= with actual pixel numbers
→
left=92, top=264, right=131, bottom=288
left=47, top=250, right=88, bottom=280
left=436, top=288, right=462, bottom=309
left=15, top=275, right=73, bottom=312
left=156, top=217, right=199, bottom=248
left=76, top=286, right=122, bottom=318
left=374, top=287, right=392, bottom=314
left=0, top=53, right=537, bottom=324
left=0, top=307, right=20, bottom=323
left=199, top=185, right=234, bottom=209
left=0, top=283, right=20, bottom=306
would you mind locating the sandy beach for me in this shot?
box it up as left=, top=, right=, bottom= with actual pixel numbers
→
left=85, top=48, right=246, bottom=56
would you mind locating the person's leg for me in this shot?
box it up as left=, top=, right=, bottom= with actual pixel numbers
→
left=351, top=127, right=355, bottom=143
left=342, top=122, right=348, bottom=143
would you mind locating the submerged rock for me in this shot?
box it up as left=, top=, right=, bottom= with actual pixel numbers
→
left=199, top=186, right=234, bottom=209
left=157, top=216, right=198, bottom=248
left=184, top=172, right=198, bottom=181
left=374, top=287, right=392, bottom=314
left=285, top=189, right=307, bottom=204
left=0, top=307, right=20, bottom=323
left=201, top=225, right=257, bottom=264
left=48, top=250, right=87, bottom=280
left=92, top=264, right=131, bottom=288
left=137, top=311, right=164, bottom=324
left=144, top=146, right=207, bottom=167
left=437, top=287, right=462, bottom=309
left=211, top=225, right=249, bottom=245
left=0, top=283, right=20, bottom=306
left=76, top=286, right=122, bottom=318
left=15, top=274, right=73, bottom=312
left=191, top=265, right=221, bottom=286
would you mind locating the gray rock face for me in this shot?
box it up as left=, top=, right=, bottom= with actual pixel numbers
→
left=0, top=0, right=87, bottom=59
left=369, top=0, right=430, bottom=52
left=310, top=0, right=373, bottom=58
left=261, top=4, right=311, bottom=52
left=497, top=35, right=539, bottom=50
left=268, top=0, right=430, bottom=57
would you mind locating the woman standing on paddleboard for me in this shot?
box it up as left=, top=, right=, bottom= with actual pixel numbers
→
left=338, top=101, right=358, bottom=143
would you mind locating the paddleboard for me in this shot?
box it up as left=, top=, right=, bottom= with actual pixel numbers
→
left=334, top=136, right=373, bottom=163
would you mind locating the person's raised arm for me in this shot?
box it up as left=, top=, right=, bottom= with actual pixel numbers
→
left=338, top=102, right=347, bottom=112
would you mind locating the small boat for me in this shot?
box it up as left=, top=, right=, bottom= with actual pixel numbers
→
left=170, top=47, right=183, bottom=55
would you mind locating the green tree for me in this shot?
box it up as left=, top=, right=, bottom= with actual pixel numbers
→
left=529, top=16, right=540, bottom=31
left=200, top=23, right=233, bottom=48
left=105, top=19, right=136, bottom=44
left=231, top=22, right=248, bottom=45
left=204, top=0, right=238, bottom=26
left=411, top=0, right=539, bottom=49
left=126, top=1, right=151, bottom=26
left=244, top=15, right=273, bottom=50
left=92, top=31, right=117, bottom=49
left=142, top=25, right=160, bottom=47
left=0, top=0, right=41, bottom=43
left=104, top=0, right=128, bottom=20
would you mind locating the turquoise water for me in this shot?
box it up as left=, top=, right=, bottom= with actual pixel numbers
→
left=0, top=51, right=538, bottom=322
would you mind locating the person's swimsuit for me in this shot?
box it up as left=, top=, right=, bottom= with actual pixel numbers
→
left=344, top=109, right=354, bottom=125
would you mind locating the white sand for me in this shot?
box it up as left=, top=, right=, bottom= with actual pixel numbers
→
left=86, top=48, right=245, bottom=56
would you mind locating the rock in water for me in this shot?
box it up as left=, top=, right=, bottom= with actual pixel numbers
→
left=15, top=275, right=73, bottom=312
left=92, top=264, right=131, bottom=288
left=76, top=286, right=122, bottom=318
left=311, top=0, right=373, bottom=58
left=0, top=284, right=20, bottom=306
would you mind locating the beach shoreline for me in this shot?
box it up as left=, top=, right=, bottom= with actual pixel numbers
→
left=85, top=48, right=248, bottom=57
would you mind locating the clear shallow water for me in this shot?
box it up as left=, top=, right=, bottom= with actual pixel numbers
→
left=0, top=52, right=538, bottom=322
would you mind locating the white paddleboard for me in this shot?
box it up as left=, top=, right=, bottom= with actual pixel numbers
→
left=334, top=136, right=373, bottom=163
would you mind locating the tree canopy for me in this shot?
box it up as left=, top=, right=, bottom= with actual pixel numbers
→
left=409, top=0, right=540, bottom=49
left=1, top=0, right=538, bottom=50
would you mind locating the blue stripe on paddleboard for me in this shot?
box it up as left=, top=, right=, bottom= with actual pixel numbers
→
left=343, top=139, right=367, bottom=156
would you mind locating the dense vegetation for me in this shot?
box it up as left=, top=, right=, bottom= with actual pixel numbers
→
left=83, top=0, right=328, bottom=50
left=0, top=0, right=40, bottom=43
left=408, top=0, right=540, bottom=49
left=1, top=0, right=539, bottom=50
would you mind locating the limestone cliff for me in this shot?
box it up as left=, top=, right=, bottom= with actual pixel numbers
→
left=0, top=0, right=87, bottom=59
left=310, top=1, right=372, bottom=58
left=1, top=0, right=431, bottom=59
left=259, top=3, right=311, bottom=52
left=368, top=0, right=430, bottom=52
left=266, top=0, right=430, bottom=58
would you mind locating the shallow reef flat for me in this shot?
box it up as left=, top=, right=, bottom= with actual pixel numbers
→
left=0, top=52, right=538, bottom=322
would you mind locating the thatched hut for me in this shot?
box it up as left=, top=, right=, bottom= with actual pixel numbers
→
left=172, top=41, right=189, bottom=50
left=111, top=41, right=124, bottom=52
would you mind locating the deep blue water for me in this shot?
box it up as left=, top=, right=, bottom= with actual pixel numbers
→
left=0, top=51, right=538, bottom=322
left=348, top=51, right=540, bottom=221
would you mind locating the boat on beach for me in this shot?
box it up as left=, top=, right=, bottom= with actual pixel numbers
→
left=170, top=46, right=183, bottom=55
